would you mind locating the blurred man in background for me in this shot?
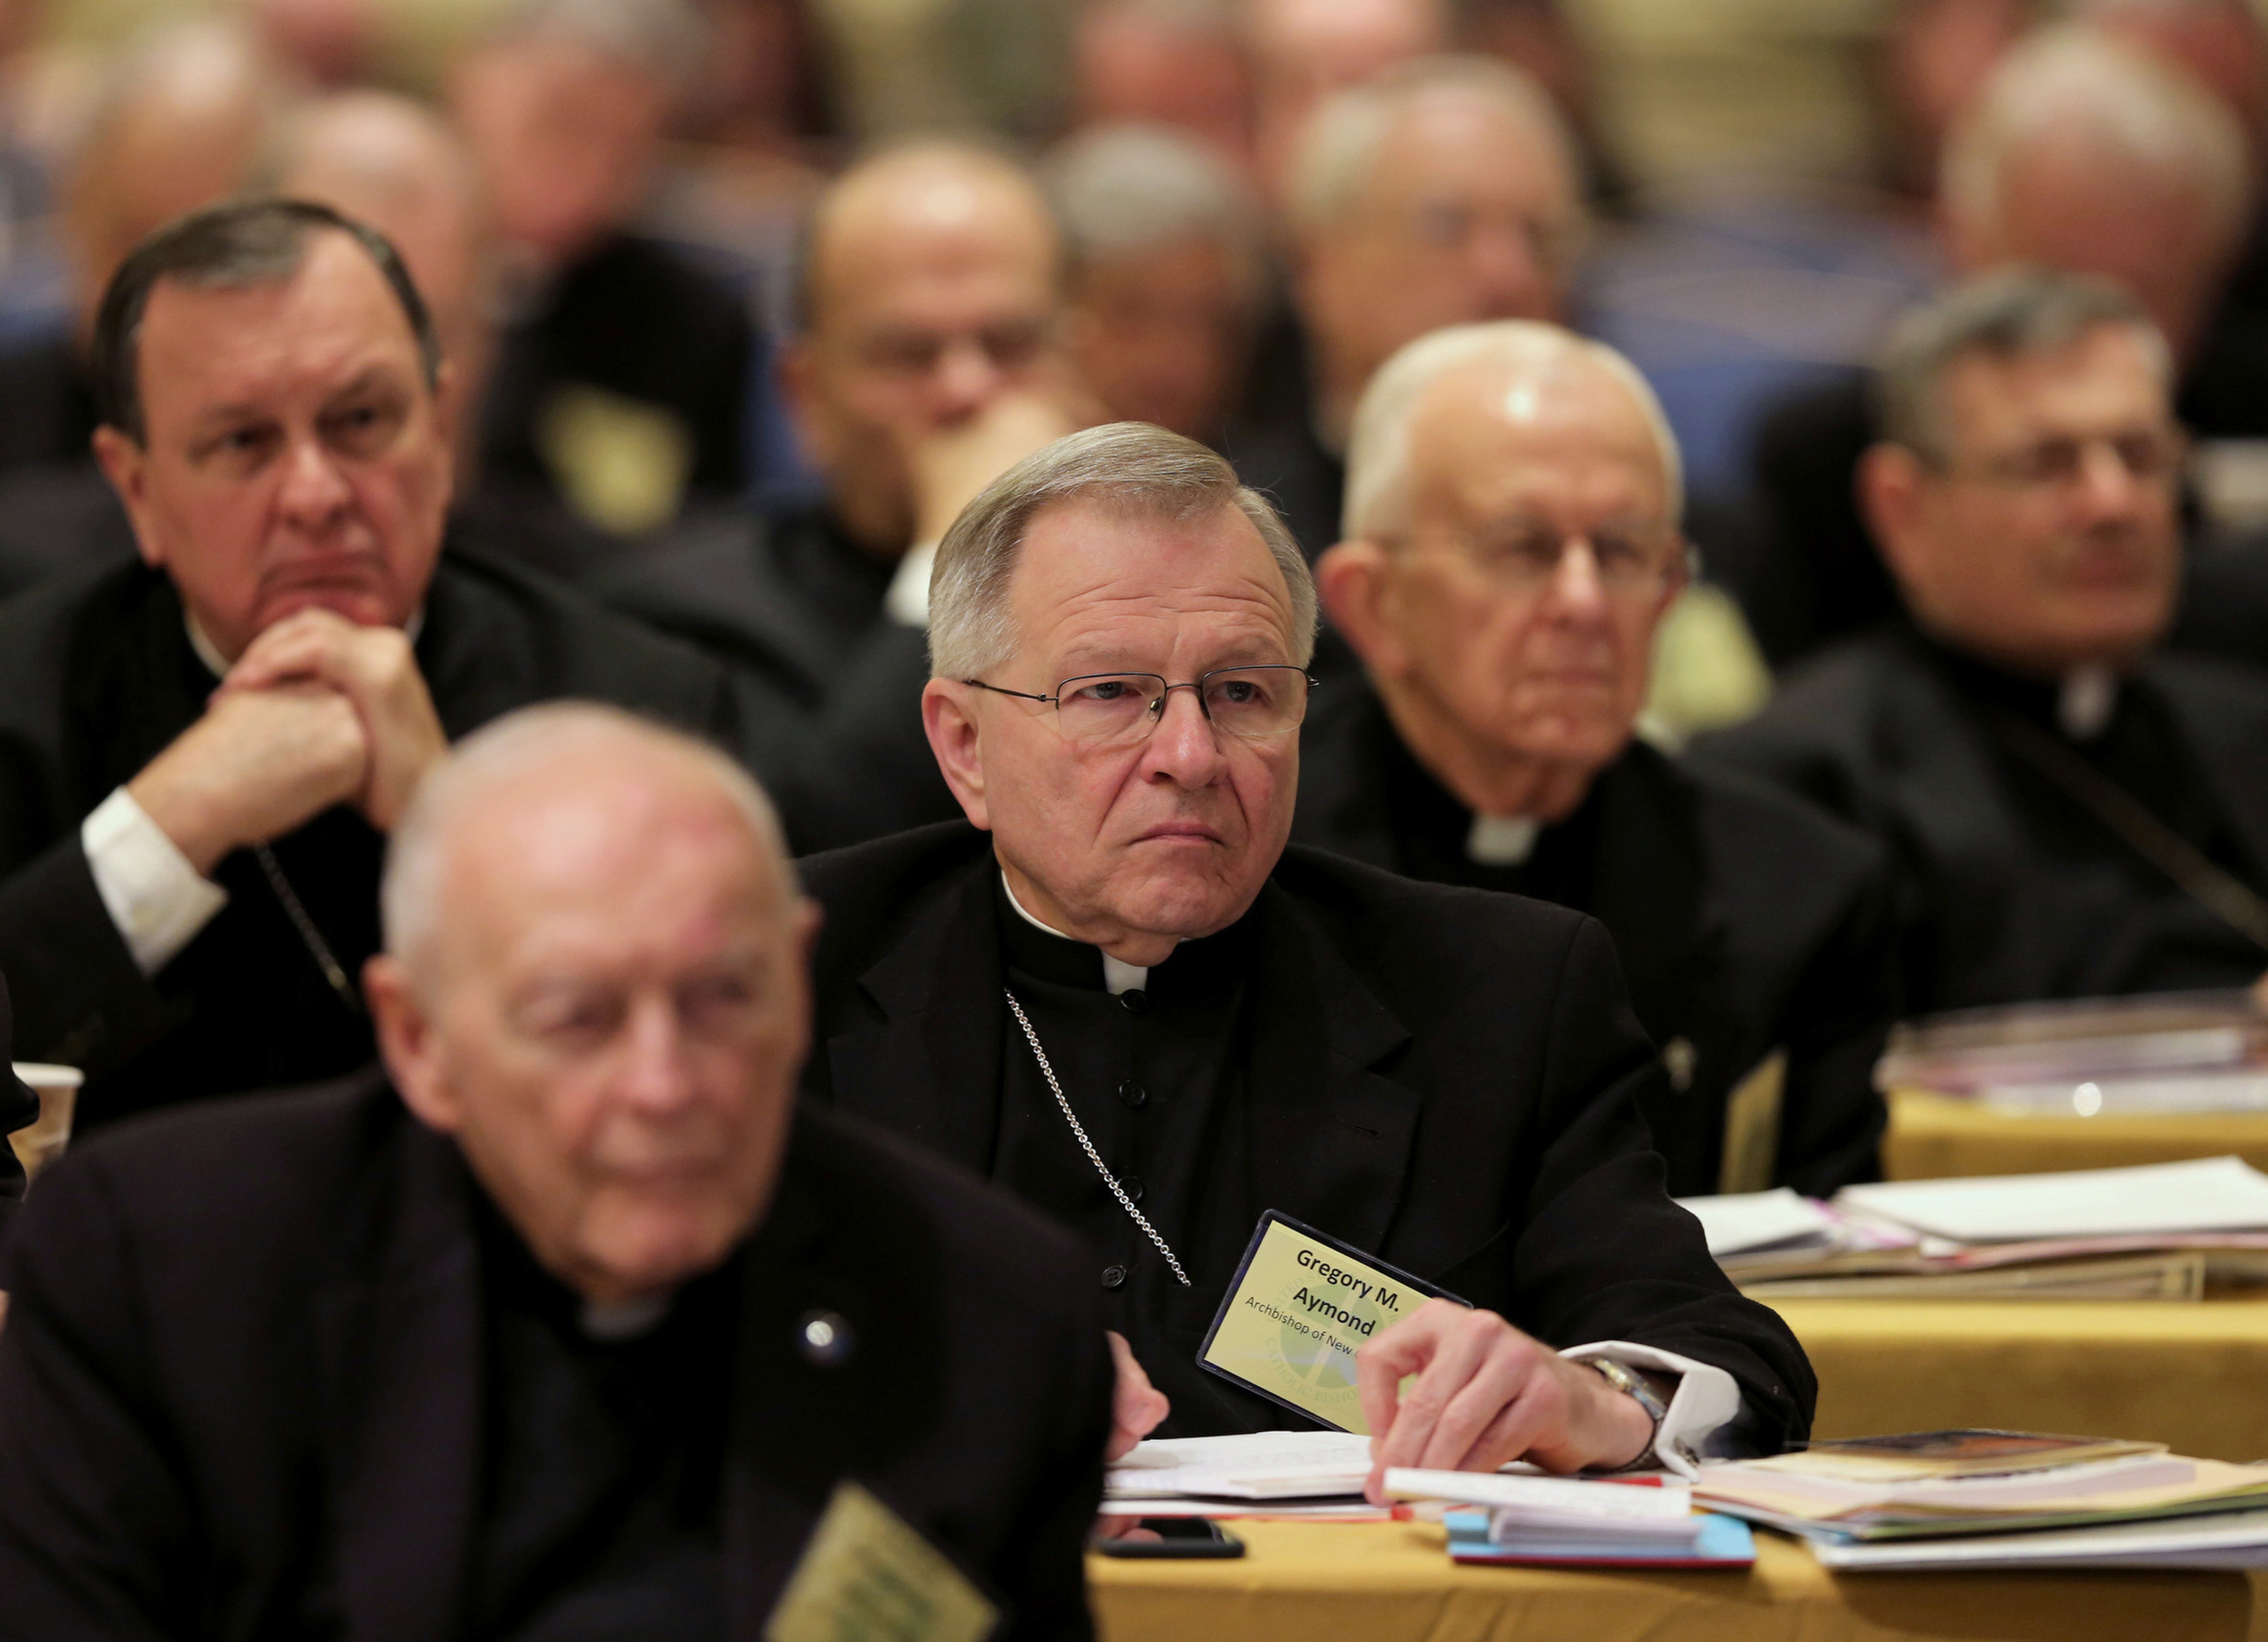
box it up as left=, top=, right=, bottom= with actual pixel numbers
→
left=1702, top=270, right=2268, bottom=1015
left=1744, top=25, right=2259, bottom=667
left=450, top=0, right=767, bottom=542
left=1070, top=0, right=1253, bottom=171
left=1244, top=0, right=1444, bottom=203
left=1228, top=54, right=1582, bottom=564
left=604, top=142, right=1091, bottom=846
left=0, top=18, right=279, bottom=596
left=1047, top=122, right=1266, bottom=446
left=1299, top=321, right=1895, bottom=1199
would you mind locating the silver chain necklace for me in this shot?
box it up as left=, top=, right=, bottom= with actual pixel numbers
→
left=1003, top=986, right=1190, bottom=1288
left=253, top=843, right=363, bottom=1014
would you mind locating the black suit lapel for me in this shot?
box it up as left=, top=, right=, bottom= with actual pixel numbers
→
left=1244, top=883, right=1417, bottom=1255
left=824, top=857, right=1004, bottom=1174
left=1588, top=746, right=1713, bottom=1027
left=2151, top=660, right=2268, bottom=894
left=313, top=1122, right=483, bottom=1641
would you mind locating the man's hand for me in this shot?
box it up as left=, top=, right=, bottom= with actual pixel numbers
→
left=1105, top=1329, right=1172, bottom=1462
left=1355, top=1299, right=1656, bottom=1503
left=907, top=389, right=1087, bottom=546
left=220, top=609, right=447, bottom=831
left=128, top=684, right=371, bottom=874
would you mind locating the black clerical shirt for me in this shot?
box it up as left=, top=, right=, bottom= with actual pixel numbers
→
left=469, top=1198, right=734, bottom=1642
left=993, top=882, right=1283, bottom=1433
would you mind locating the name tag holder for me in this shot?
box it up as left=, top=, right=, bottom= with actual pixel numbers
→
left=1197, top=1210, right=1467, bottom=1435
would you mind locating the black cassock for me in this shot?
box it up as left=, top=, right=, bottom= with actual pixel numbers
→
left=798, top=821, right=1816, bottom=1450
left=1292, top=682, right=1898, bottom=1199
left=1696, top=623, right=2268, bottom=1015
left=0, top=547, right=741, bottom=1133
left=0, top=1074, right=1111, bottom=1641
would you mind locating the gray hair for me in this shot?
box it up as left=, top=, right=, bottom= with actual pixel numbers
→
left=1043, top=122, right=1264, bottom=298
left=1874, top=268, right=2173, bottom=463
left=484, top=0, right=710, bottom=95
left=1343, top=320, right=1683, bottom=539
left=1286, top=54, right=1579, bottom=244
left=1944, top=25, right=2254, bottom=251
left=928, top=422, right=1319, bottom=678
left=382, top=703, right=791, bottom=982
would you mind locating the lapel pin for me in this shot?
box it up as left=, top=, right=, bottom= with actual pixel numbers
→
left=797, top=1309, right=855, bottom=1367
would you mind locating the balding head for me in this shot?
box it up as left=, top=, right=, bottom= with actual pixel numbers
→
left=1321, top=322, right=1687, bottom=818
left=784, top=142, right=1068, bottom=554
left=64, top=19, right=284, bottom=338
left=1287, top=56, right=1584, bottom=440
left=268, top=93, right=497, bottom=447
left=1943, top=25, right=2255, bottom=357
left=369, top=705, right=815, bottom=1306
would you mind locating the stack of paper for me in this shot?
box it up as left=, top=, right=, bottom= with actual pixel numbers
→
left=1677, top=1159, right=2268, bottom=1300
left=1105, top=1431, right=1374, bottom=1507
left=1382, top=1470, right=1755, bottom=1567
left=1696, top=1429, right=2268, bottom=1568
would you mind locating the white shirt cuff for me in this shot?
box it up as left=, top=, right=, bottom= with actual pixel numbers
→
left=885, top=539, right=938, bottom=628
left=81, top=787, right=229, bottom=976
left=1560, top=1340, right=1744, bottom=1479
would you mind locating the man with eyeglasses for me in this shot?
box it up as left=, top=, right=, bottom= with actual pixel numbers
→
left=1297, top=321, right=1897, bottom=1198
left=797, top=421, right=1812, bottom=1496
left=1702, top=269, right=2268, bottom=1015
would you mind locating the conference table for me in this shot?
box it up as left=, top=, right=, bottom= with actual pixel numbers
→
left=1883, top=1089, right=2268, bottom=1180
left=1087, top=1518, right=2268, bottom=1641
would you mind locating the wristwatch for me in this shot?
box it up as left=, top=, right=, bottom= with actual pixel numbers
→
left=1586, top=1358, right=1671, bottom=1470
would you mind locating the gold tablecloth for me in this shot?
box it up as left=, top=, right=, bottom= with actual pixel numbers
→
left=1087, top=1520, right=2260, bottom=1641
left=1764, top=1293, right=2268, bottom=1463
left=1884, top=1090, right=2268, bottom=1180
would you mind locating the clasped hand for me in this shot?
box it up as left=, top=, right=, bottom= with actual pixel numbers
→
left=128, top=609, right=447, bottom=872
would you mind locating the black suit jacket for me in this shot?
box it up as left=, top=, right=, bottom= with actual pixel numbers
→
left=796, top=822, right=1815, bottom=1451
left=600, top=503, right=958, bottom=849
left=0, top=547, right=741, bottom=1129
left=482, top=233, right=756, bottom=524
left=0, top=973, right=34, bottom=1228
left=1695, top=626, right=2268, bottom=1013
left=1293, top=686, right=1895, bottom=1197
left=0, top=1072, right=1111, bottom=1641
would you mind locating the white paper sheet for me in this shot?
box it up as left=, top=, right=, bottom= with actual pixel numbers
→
left=1105, top=1431, right=1376, bottom=1499
left=1809, top=1506, right=2268, bottom=1571
left=1835, top=1156, right=2268, bottom=1242
left=1673, top=1187, right=1838, bottom=1256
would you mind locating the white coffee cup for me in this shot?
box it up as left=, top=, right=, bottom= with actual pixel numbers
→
left=10, top=1064, right=83, bottom=1185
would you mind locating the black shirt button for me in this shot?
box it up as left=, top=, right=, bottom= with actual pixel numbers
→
left=1101, top=1264, right=1129, bottom=1289
left=1119, top=988, right=1151, bottom=1015
left=1117, top=1079, right=1148, bottom=1109
left=1123, top=1176, right=1145, bottom=1203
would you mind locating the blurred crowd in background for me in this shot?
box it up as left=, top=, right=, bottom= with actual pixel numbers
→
left=0, top=0, right=2265, bottom=744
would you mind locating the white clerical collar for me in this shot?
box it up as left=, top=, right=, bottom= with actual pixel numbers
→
left=2059, top=664, right=2117, bottom=741
left=1466, top=813, right=1541, bottom=867
left=183, top=607, right=427, bottom=680
left=1001, top=872, right=1150, bottom=995
left=579, top=1290, right=672, bottom=1341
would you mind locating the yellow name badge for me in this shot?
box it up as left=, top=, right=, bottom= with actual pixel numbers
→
left=1198, top=1212, right=1466, bottom=1434
left=765, top=1481, right=999, bottom=1642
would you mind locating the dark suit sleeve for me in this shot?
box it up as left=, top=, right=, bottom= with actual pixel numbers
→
left=0, top=1151, right=198, bottom=1638
left=0, top=833, right=181, bottom=1076
left=0, top=971, right=37, bottom=1227
left=993, top=1301, right=1111, bottom=1642
left=1512, top=918, right=1815, bottom=1453
left=1773, top=846, right=1898, bottom=1196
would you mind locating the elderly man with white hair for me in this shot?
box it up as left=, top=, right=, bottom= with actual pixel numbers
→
left=0, top=704, right=1113, bottom=1640
left=798, top=421, right=1812, bottom=1496
left=1228, top=53, right=1584, bottom=563
left=1297, top=321, right=1897, bottom=1198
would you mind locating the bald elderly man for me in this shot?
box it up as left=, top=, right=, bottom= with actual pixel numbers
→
left=0, top=706, right=1112, bottom=1640
left=1229, top=53, right=1584, bottom=565
left=799, top=422, right=1812, bottom=1493
left=1295, top=323, right=1896, bottom=1197
left=603, top=141, right=1093, bottom=846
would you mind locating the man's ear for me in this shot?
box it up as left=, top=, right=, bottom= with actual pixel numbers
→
left=921, top=678, right=991, bottom=831
left=1858, top=442, right=1927, bottom=587
left=364, top=953, right=461, bottom=1135
left=92, top=426, right=162, bottom=568
left=1316, top=539, right=1404, bottom=673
